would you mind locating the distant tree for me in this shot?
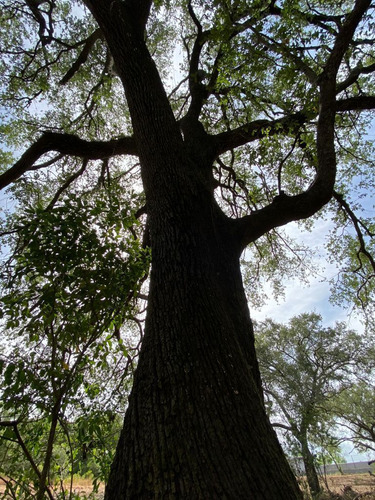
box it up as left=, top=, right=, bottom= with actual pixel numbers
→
left=334, top=379, right=375, bottom=454
left=0, top=1, right=375, bottom=497
left=255, top=313, right=366, bottom=498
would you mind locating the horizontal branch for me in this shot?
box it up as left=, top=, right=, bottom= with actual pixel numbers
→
left=336, top=95, right=375, bottom=111
left=0, top=132, right=137, bottom=190
left=212, top=93, right=375, bottom=159
left=212, top=112, right=307, bottom=157
left=0, top=419, right=19, bottom=427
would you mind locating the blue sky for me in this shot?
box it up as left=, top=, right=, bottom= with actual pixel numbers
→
left=251, top=217, right=365, bottom=332
left=250, top=216, right=373, bottom=463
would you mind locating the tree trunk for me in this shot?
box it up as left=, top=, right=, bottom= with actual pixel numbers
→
left=300, top=438, right=321, bottom=498
left=105, top=185, right=302, bottom=498
left=84, top=5, right=302, bottom=497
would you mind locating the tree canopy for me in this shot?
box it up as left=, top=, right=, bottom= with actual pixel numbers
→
left=0, top=0, right=374, bottom=314
left=0, top=1, right=375, bottom=498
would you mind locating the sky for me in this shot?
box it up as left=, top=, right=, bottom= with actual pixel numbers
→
left=249, top=217, right=373, bottom=464
left=250, top=210, right=367, bottom=332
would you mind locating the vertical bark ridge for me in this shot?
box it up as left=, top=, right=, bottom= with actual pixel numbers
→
left=105, top=197, right=302, bottom=498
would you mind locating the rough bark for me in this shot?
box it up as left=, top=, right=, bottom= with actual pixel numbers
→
left=105, top=184, right=302, bottom=498
left=86, top=8, right=302, bottom=493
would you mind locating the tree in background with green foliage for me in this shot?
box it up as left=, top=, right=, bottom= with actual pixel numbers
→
left=0, top=187, right=149, bottom=498
left=333, top=379, right=375, bottom=455
left=255, top=313, right=370, bottom=498
left=0, top=1, right=375, bottom=498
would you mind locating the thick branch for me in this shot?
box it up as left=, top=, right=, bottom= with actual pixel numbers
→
left=212, top=112, right=307, bottom=157
left=232, top=2, right=371, bottom=249
left=211, top=92, right=375, bottom=159
left=184, top=2, right=210, bottom=123
left=0, top=132, right=137, bottom=190
left=59, top=28, right=104, bottom=85
left=25, top=0, right=53, bottom=44
left=84, top=0, right=183, bottom=180
left=336, top=95, right=375, bottom=111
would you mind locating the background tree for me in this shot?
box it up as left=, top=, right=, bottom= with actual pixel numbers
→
left=255, top=313, right=367, bottom=498
left=0, top=1, right=375, bottom=498
left=0, top=187, right=148, bottom=498
left=334, top=378, right=375, bottom=455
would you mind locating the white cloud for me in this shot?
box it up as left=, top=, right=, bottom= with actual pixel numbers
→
left=250, top=218, right=364, bottom=333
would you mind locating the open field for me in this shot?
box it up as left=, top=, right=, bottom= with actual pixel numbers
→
left=1, top=474, right=375, bottom=498
left=326, top=472, right=375, bottom=494
left=297, top=473, right=375, bottom=499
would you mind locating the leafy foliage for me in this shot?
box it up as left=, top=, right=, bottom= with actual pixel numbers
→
left=0, top=1, right=374, bottom=312
left=334, top=379, right=375, bottom=454
left=255, top=313, right=370, bottom=495
left=0, top=0, right=375, bottom=496
left=0, top=179, right=149, bottom=497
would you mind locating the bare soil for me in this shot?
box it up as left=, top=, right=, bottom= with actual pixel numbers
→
left=1, top=474, right=375, bottom=498
left=297, top=473, right=375, bottom=499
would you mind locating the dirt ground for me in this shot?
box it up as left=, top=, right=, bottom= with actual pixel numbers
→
left=1, top=474, right=375, bottom=498
left=296, top=473, right=375, bottom=499
left=326, top=473, right=375, bottom=493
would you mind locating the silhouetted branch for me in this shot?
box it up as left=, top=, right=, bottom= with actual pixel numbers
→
left=0, top=132, right=137, bottom=190
left=59, top=29, right=104, bottom=84
left=333, top=190, right=375, bottom=274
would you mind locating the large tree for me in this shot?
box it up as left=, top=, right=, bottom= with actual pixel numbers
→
left=0, top=0, right=375, bottom=498
left=256, top=313, right=366, bottom=498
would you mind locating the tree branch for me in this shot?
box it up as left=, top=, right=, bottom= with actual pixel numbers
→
left=211, top=93, right=375, bottom=158
left=59, top=28, right=104, bottom=85
left=271, top=422, right=293, bottom=431
left=0, top=132, right=137, bottom=190
left=183, top=2, right=210, bottom=124
left=232, top=1, right=371, bottom=250
left=212, top=112, right=307, bottom=157
left=336, top=95, right=375, bottom=111
left=264, top=388, right=300, bottom=435
left=11, top=423, right=54, bottom=500
left=248, top=26, right=318, bottom=85
left=319, top=0, right=371, bottom=84
left=46, top=159, right=89, bottom=210
left=337, top=61, right=375, bottom=94
left=333, top=190, right=375, bottom=274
